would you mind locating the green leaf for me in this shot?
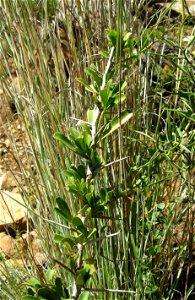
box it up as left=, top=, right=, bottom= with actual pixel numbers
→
left=54, top=277, right=64, bottom=297
left=108, top=30, right=117, bottom=46
left=54, top=234, right=66, bottom=243
left=100, top=89, right=109, bottom=109
left=70, top=127, right=80, bottom=140
left=123, top=31, right=132, bottom=42
left=24, top=277, right=41, bottom=288
left=157, top=203, right=165, bottom=210
left=54, top=235, right=75, bottom=248
left=83, top=132, right=92, bottom=147
left=86, top=193, right=92, bottom=205
left=102, top=111, right=133, bottom=139
left=72, top=216, right=83, bottom=227
left=77, top=165, right=86, bottom=179
left=55, top=197, right=72, bottom=222
left=64, top=168, right=79, bottom=179
left=38, top=287, right=56, bottom=299
left=114, top=94, right=126, bottom=105
left=54, top=133, right=76, bottom=152
left=77, top=225, right=88, bottom=237
left=85, top=67, right=102, bottom=88
left=120, top=80, right=127, bottom=91
left=45, top=269, right=54, bottom=283
left=76, top=264, right=95, bottom=286
left=87, top=109, right=99, bottom=124
left=99, top=51, right=109, bottom=58
left=72, top=216, right=88, bottom=236
left=27, top=288, right=35, bottom=296
left=74, top=234, right=85, bottom=245
left=75, top=137, right=86, bottom=152
left=78, top=292, right=90, bottom=300
left=77, top=78, right=98, bottom=94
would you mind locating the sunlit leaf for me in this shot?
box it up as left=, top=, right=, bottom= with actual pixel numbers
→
left=77, top=78, right=98, bottom=94
left=102, top=111, right=133, bottom=139
left=78, top=291, right=90, bottom=300
left=87, top=109, right=99, bottom=124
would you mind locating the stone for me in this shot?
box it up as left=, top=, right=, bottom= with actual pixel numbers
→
left=17, top=231, right=46, bottom=266
left=0, top=232, right=15, bottom=258
left=0, top=171, right=21, bottom=190
left=160, top=1, right=195, bottom=16
left=0, top=191, right=27, bottom=231
left=4, top=258, right=24, bottom=268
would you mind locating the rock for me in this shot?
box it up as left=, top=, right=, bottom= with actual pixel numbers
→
left=0, top=227, right=46, bottom=267
left=0, top=171, right=21, bottom=190
left=4, top=258, right=24, bottom=268
left=17, top=231, right=46, bottom=266
left=0, top=232, right=15, bottom=258
left=4, top=139, right=10, bottom=148
left=0, top=191, right=27, bottom=231
left=160, top=1, right=195, bottom=16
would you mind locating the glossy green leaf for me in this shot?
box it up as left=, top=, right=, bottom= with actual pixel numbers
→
left=108, top=30, right=117, bottom=46
left=78, top=292, right=90, bottom=300
left=45, top=269, right=54, bottom=283
left=76, top=264, right=95, bottom=286
left=100, top=88, right=109, bottom=109
left=87, top=109, right=99, bottom=124
left=75, top=137, right=86, bottom=152
left=77, top=225, right=88, bottom=237
left=65, top=165, right=86, bottom=180
left=83, top=132, right=92, bottom=147
left=64, top=168, right=79, bottom=179
left=102, top=111, right=133, bottom=139
left=55, top=197, right=72, bottom=222
left=54, top=133, right=75, bottom=152
left=86, top=193, right=92, bottom=205
left=70, top=127, right=80, bottom=140
left=157, top=203, right=166, bottom=210
left=72, top=217, right=88, bottom=236
left=72, top=216, right=83, bottom=227
left=24, top=277, right=41, bottom=288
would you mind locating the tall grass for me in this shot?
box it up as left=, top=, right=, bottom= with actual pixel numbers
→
left=0, top=0, right=194, bottom=299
